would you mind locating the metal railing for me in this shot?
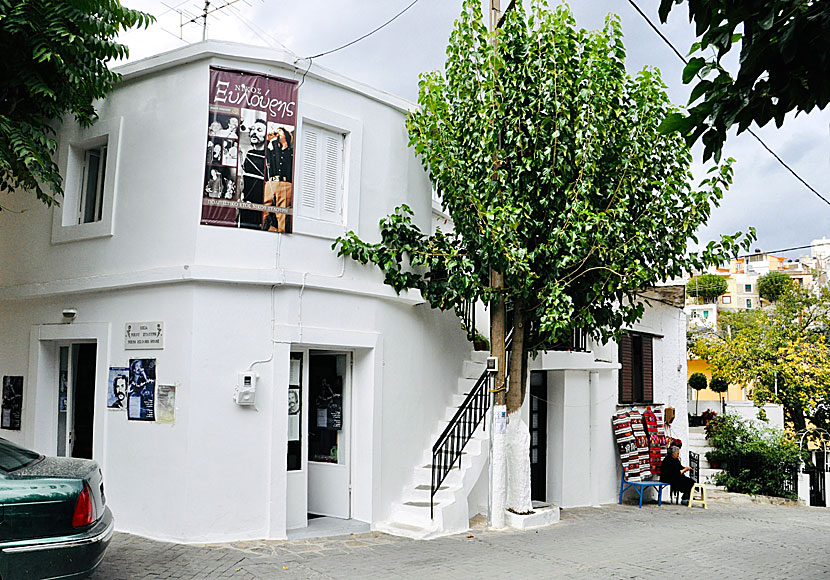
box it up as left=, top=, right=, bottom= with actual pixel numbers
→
left=458, top=300, right=477, bottom=341
left=431, top=367, right=494, bottom=518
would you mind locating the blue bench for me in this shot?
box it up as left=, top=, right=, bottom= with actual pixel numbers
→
left=619, top=477, right=670, bottom=508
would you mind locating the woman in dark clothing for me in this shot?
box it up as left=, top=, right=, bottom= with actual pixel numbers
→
left=661, top=445, right=695, bottom=502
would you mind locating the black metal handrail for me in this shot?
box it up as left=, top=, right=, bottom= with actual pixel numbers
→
left=458, top=299, right=477, bottom=341
left=431, top=367, right=494, bottom=518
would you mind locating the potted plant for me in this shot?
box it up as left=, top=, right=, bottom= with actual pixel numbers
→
left=688, top=372, right=708, bottom=425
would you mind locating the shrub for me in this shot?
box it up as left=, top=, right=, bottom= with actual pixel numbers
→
left=705, top=414, right=802, bottom=499
left=686, top=274, right=728, bottom=300
left=758, top=271, right=792, bottom=303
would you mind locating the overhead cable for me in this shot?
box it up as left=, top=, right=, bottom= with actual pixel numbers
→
left=625, top=0, right=830, bottom=209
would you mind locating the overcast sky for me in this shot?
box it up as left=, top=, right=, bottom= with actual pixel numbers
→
left=119, top=0, right=829, bottom=260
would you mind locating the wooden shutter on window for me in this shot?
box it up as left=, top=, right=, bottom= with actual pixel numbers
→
left=642, top=336, right=653, bottom=403
left=618, top=335, right=633, bottom=404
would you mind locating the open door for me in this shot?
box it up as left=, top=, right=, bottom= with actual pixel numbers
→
left=56, top=343, right=96, bottom=459
left=307, top=351, right=351, bottom=518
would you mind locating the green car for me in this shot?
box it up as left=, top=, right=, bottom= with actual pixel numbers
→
left=0, top=438, right=113, bottom=580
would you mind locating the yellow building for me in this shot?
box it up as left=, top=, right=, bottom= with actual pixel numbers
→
left=687, top=359, right=745, bottom=402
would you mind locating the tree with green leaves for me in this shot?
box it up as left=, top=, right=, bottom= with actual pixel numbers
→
left=692, top=284, right=830, bottom=432
left=758, top=271, right=793, bottom=303
left=709, top=375, right=729, bottom=414
left=688, top=372, right=708, bottom=415
left=658, top=0, right=829, bottom=162
left=0, top=0, right=153, bottom=209
left=335, top=0, right=752, bottom=524
left=686, top=273, right=727, bottom=301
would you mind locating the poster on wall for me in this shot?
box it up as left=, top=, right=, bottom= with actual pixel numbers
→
left=201, top=67, right=299, bottom=233
left=288, top=387, right=300, bottom=441
left=1, top=376, right=23, bottom=430
left=156, top=384, right=176, bottom=424
left=128, top=359, right=156, bottom=421
left=107, top=367, right=129, bottom=410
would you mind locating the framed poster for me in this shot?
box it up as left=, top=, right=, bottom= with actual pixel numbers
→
left=107, top=367, right=129, bottom=410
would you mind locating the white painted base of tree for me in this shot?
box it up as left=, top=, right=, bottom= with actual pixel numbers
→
left=504, top=503, right=560, bottom=530
left=505, top=411, right=533, bottom=514
left=490, top=405, right=507, bottom=529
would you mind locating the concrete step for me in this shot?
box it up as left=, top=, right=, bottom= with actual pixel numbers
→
left=469, top=350, right=490, bottom=363
left=462, top=360, right=486, bottom=379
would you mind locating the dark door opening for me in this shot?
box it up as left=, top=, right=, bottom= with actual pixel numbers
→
left=71, top=344, right=96, bottom=459
left=529, top=371, right=547, bottom=502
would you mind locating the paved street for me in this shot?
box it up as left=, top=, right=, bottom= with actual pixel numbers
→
left=91, top=497, right=830, bottom=579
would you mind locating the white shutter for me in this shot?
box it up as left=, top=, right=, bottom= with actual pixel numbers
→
left=299, top=123, right=344, bottom=223
left=300, top=127, right=319, bottom=211
left=320, top=131, right=342, bottom=221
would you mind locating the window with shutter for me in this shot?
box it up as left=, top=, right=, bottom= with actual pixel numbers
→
left=618, top=332, right=653, bottom=404
left=297, top=123, right=344, bottom=224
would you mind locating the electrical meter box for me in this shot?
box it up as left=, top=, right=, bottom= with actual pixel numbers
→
left=234, top=372, right=257, bottom=405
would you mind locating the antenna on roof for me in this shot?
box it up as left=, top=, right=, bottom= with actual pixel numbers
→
left=177, top=0, right=247, bottom=41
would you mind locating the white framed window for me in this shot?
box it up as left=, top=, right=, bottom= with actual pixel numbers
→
left=746, top=299, right=752, bottom=309
left=51, top=117, right=122, bottom=244
left=293, top=105, right=361, bottom=239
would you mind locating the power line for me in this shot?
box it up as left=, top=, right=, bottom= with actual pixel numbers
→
left=304, top=0, right=422, bottom=60
left=624, top=0, right=830, bottom=209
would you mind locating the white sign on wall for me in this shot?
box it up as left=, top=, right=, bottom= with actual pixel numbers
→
left=125, top=321, right=165, bottom=350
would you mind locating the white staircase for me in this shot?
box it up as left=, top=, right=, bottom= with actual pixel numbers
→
left=376, top=351, right=490, bottom=540
left=688, top=426, right=724, bottom=486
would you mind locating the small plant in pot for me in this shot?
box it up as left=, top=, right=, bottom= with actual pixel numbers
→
left=701, top=408, right=718, bottom=426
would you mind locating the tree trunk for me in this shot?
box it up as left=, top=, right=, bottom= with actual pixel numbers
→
left=490, top=270, right=507, bottom=528
left=504, top=298, right=533, bottom=514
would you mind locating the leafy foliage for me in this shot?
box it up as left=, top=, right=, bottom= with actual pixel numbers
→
left=0, top=0, right=153, bottom=207
left=692, top=284, right=830, bottom=431
left=688, top=372, right=708, bottom=391
left=758, top=271, right=793, bottom=303
left=686, top=273, right=727, bottom=300
left=705, top=413, right=801, bottom=498
left=709, top=375, right=729, bottom=393
left=657, top=0, right=830, bottom=162
left=335, top=0, right=753, bottom=412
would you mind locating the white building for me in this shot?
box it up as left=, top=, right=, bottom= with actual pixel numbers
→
left=0, top=42, right=689, bottom=543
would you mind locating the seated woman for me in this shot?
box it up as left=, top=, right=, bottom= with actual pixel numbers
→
left=660, top=445, right=695, bottom=503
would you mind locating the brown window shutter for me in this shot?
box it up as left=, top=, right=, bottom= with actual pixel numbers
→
left=642, top=336, right=653, bottom=403
left=618, top=335, right=633, bottom=404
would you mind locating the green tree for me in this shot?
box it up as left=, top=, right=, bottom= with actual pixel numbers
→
left=0, top=0, right=153, bottom=209
left=688, top=372, right=708, bottom=415
left=658, top=0, right=829, bottom=162
left=693, top=284, right=830, bottom=432
left=709, top=375, right=729, bottom=414
left=758, top=271, right=793, bottom=303
left=335, top=0, right=752, bottom=521
left=686, top=273, right=728, bottom=301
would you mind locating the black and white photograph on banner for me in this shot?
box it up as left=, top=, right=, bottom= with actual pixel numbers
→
left=107, top=366, right=129, bottom=410
left=237, top=108, right=268, bottom=230
left=208, top=110, right=240, bottom=140
left=203, top=166, right=237, bottom=200
left=156, top=384, right=176, bottom=424
left=1, top=376, right=23, bottom=430
left=128, top=358, right=156, bottom=421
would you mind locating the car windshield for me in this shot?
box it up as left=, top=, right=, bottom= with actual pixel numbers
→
left=0, top=438, right=42, bottom=472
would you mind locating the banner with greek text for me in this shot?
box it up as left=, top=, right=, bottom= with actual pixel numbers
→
left=201, top=67, right=299, bottom=233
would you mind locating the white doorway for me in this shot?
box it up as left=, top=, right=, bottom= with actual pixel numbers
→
left=307, top=351, right=351, bottom=519
left=56, top=343, right=97, bottom=459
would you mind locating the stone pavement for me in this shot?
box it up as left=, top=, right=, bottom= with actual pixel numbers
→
left=90, top=497, right=830, bottom=579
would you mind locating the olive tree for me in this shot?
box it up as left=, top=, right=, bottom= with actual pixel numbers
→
left=335, top=0, right=752, bottom=524
left=758, top=271, right=792, bottom=303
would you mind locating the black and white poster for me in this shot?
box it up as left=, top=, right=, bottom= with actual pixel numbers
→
left=107, top=367, right=129, bottom=410
left=1, top=376, right=23, bottom=430
left=128, top=359, right=156, bottom=421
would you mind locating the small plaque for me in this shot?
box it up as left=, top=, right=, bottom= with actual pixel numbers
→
left=125, top=322, right=165, bottom=350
